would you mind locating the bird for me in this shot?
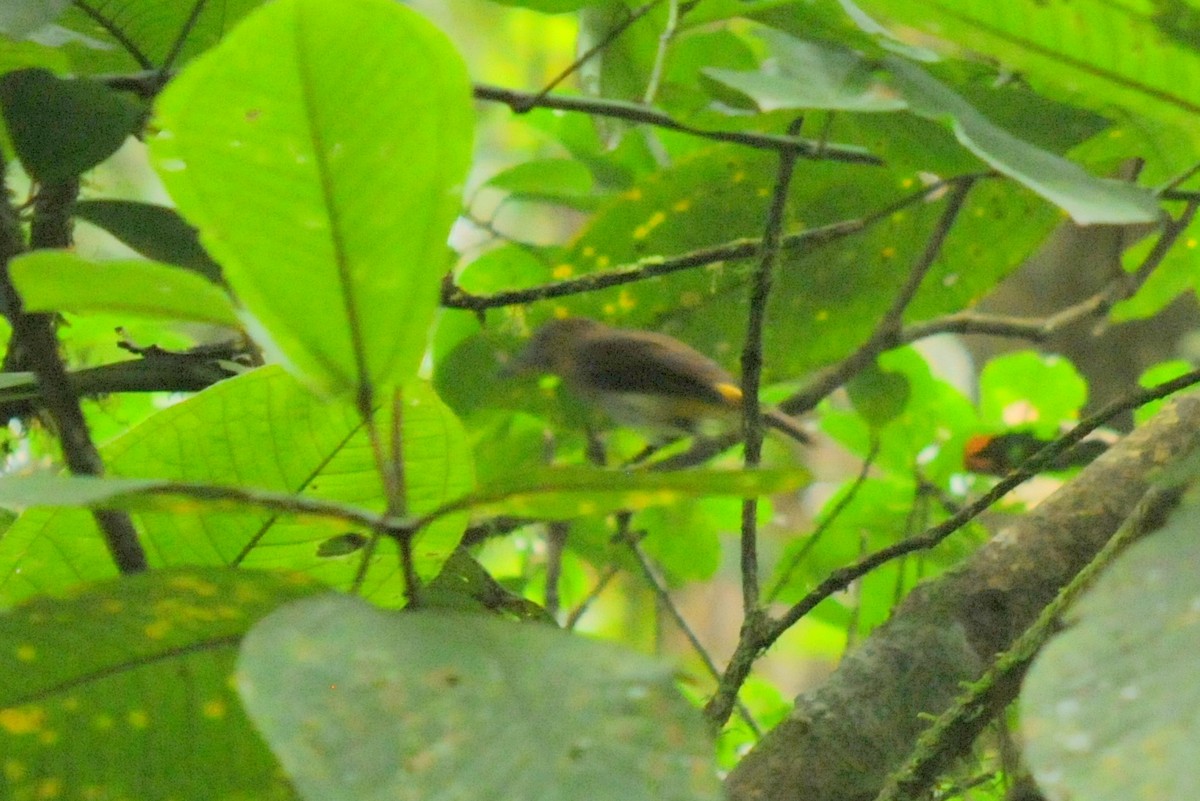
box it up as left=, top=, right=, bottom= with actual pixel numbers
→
left=510, top=317, right=810, bottom=444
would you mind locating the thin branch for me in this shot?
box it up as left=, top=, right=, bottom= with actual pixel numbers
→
left=527, top=0, right=667, bottom=105
left=769, top=367, right=1200, bottom=643
left=703, top=350, right=1200, bottom=729
left=779, top=177, right=977, bottom=418
left=899, top=197, right=1200, bottom=348
left=641, top=0, right=679, bottom=105
left=443, top=176, right=982, bottom=312
left=739, top=117, right=805, bottom=615
left=564, top=562, right=620, bottom=630
left=473, top=83, right=883, bottom=165
left=765, top=436, right=881, bottom=603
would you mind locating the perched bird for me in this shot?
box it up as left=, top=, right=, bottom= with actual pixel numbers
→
left=511, top=317, right=810, bottom=444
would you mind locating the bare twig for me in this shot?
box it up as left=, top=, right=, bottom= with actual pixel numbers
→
left=443, top=176, right=981, bottom=312
left=528, top=0, right=667, bottom=105
left=765, top=436, right=881, bottom=603
left=473, top=83, right=883, bottom=165
left=739, top=117, right=806, bottom=615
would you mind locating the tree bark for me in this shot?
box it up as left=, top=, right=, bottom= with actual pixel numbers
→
left=725, top=393, right=1200, bottom=801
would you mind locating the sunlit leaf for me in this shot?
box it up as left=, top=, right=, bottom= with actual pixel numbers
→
left=151, top=0, right=473, bottom=397
left=10, top=250, right=238, bottom=327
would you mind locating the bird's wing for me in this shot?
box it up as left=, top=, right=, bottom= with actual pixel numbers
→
left=573, top=330, right=737, bottom=406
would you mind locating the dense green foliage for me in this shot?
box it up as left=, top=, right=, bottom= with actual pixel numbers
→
left=0, top=1, right=1198, bottom=800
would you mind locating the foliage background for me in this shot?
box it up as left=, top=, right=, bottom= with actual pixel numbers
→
left=0, top=1, right=1198, bottom=800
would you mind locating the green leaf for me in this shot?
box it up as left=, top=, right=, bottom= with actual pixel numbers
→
left=0, top=567, right=321, bottom=801
left=704, top=32, right=906, bottom=112
left=707, top=27, right=1159, bottom=224
left=0, top=367, right=473, bottom=606
left=237, top=594, right=722, bottom=801
left=978, top=351, right=1087, bottom=438
left=1021, top=496, right=1200, bottom=801
left=30, top=1, right=270, bottom=74
left=846, top=360, right=911, bottom=429
left=884, top=56, right=1161, bottom=225
left=9, top=250, right=238, bottom=327
left=483, top=158, right=596, bottom=208
left=73, top=200, right=223, bottom=282
left=851, top=1, right=1200, bottom=184
left=150, top=0, right=474, bottom=397
left=0, top=68, right=142, bottom=182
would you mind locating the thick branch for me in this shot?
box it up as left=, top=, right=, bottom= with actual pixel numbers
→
left=724, top=392, right=1200, bottom=801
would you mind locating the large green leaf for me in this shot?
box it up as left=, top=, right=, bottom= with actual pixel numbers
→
left=238, top=594, right=723, bottom=801
left=150, top=0, right=473, bottom=398
left=9, top=250, right=238, bottom=326
left=0, top=67, right=142, bottom=182
left=852, top=0, right=1200, bottom=182
left=1021, top=496, right=1200, bottom=801
left=0, top=568, right=322, bottom=801
left=0, top=367, right=473, bottom=606
left=705, top=30, right=1160, bottom=224
left=469, top=145, right=1052, bottom=384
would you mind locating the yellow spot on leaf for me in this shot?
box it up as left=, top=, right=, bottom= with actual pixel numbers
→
left=622, top=187, right=643, bottom=200
left=92, top=714, right=114, bottom=731
left=1187, top=237, right=1196, bottom=249
left=5, top=759, right=26, bottom=781
left=581, top=245, right=595, bottom=257
left=901, top=177, right=914, bottom=188
left=816, top=309, right=829, bottom=322
left=101, top=599, right=124, bottom=614
left=756, top=187, right=769, bottom=197
left=596, top=255, right=610, bottom=268
left=145, top=619, right=172, bottom=640
left=60, top=697, right=80, bottom=712
left=680, top=291, right=702, bottom=308
left=0, top=706, right=44, bottom=734
left=672, top=198, right=691, bottom=212
left=202, top=699, right=227, bottom=719
left=881, top=246, right=897, bottom=259
left=731, top=170, right=746, bottom=183
left=167, top=574, right=219, bottom=596
left=552, top=306, right=570, bottom=319
left=618, top=289, right=636, bottom=311
left=127, top=709, right=149, bottom=729
left=38, top=729, right=58, bottom=745
left=15, top=644, right=36, bottom=662
left=36, top=777, right=61, bottom=799
left=552, top=264, right=574, bottom=279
